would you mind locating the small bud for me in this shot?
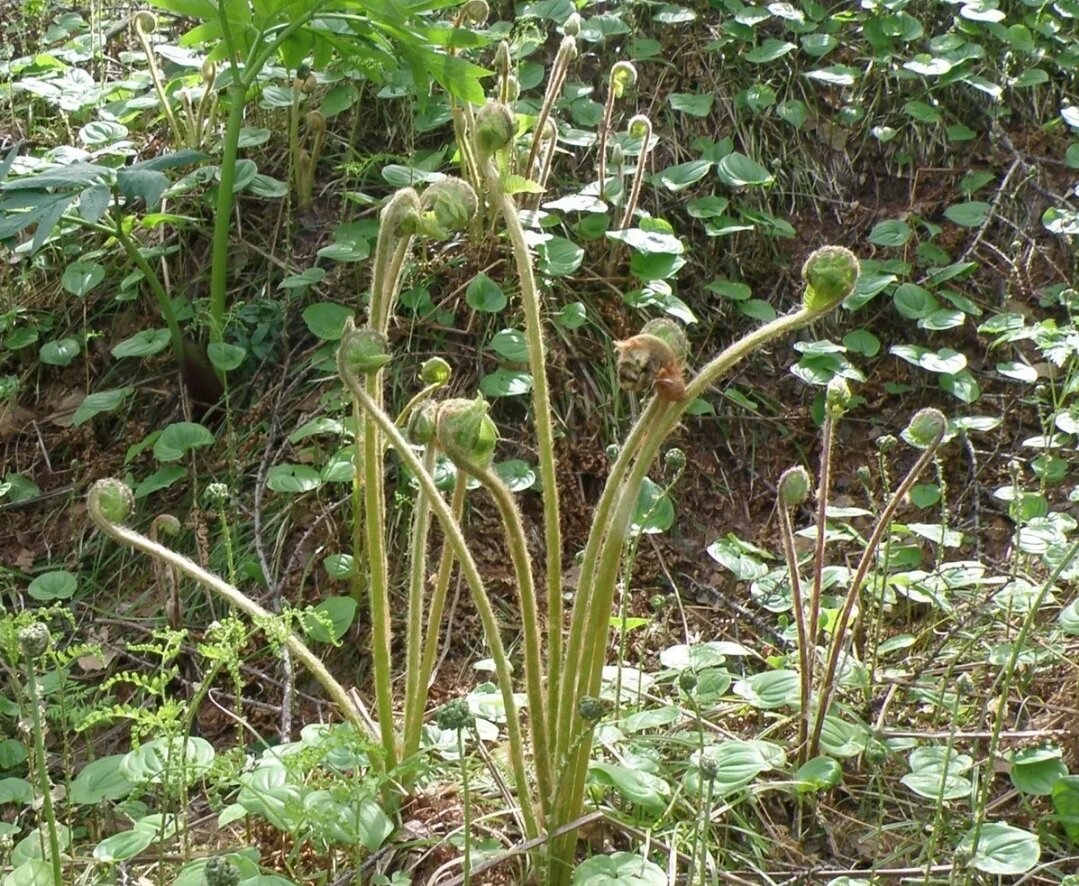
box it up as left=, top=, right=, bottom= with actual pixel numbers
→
left=825, top=376, right=852, bottom=418
left=678, top=670, right=698, bottom=693
left=303, top=73, right=317, bottom=94
left=461, top=0, right=489, bottom=24
left=649, top=593, right=667, bottom=612
left=640, top=318, right=689, bottom=365
left=610, top=143, right=625, bottom=167
left=436, top=397, right=498, bottom=470
left=697, top=752, right=719, bottom=779
left=610, top=61, right=637, bottom=99
left=577, top=696, right=605, bottom=723
left=562, top=13, right=582, bottom=36
left=503, top=73, right=520, bottom=103
left=201, top=58, right=216, bottom=85
left=18, top=623, right=50, bottom=659
left=494, top=41, right=511, bottom=78
left=381, top=188, right=423, bottom=238
left=557, top=34, right=579, bottom=61
left=202, top=482, right=230, bottom=510
left=605, top=444, right=620, bottom=460
left=436, top=698, right=475, bottom=732
left=474, top=101, right=515, bottom=157
left=778, top=466, right=812, bottom=507
left=420, top=357, right=451, bottom=386
left=305, top=109, right=326, bottom=134
left=628, top=114, right=651, bottom=141
left=420, top=177, right=479, bottom=239
left=663, top=447, right=686, bottom=475
left=876, top=434, right=898, bottom=454
left=855, top=465, right=872, bottom=486
left=204, top=856, right=241, bottom=886
left=339, top=327, right=392, bottom=375
left=407, top=400, right=439, bottom=446
left=904, top=408, right=947, bottom=449
left=134, top=11, right=157, bottom=33
left=90, top=479, right=134, bottom=524
left=802, top=245, right=860, bottom=311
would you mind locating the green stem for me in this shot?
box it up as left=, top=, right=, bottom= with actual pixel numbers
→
left=402, top=445, right=438, bottom=761
left=778, top=502, right=811, bottom=764
left=483, top=160, right=564, bottom=737
left=807, top=411, right=835, bottom=653
left=406, top=474, right=468, bottom=754
left=466, top=462, right=552, bottom=818
left=66, top=214, right=185, bottom=375
left=364, top=371, right=398, bottom=770
left=86, top=482, right=372, bottom=738
left=549, top=302, right=838, bottom=883
left=25, top=665, right=63, bottom=886
left=340, top=359, right=540, bottom=838
left=808, top=430, right=944, bottom=759
left=459, top=727, right=473, bottom=886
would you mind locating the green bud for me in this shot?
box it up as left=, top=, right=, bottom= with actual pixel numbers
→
left=904, top=407, right=947, bottom=449
left=610, top=144, right=625, bottom=167
left=461, top=0, right=489, bottom=24
left=475, top=101, right=515, bottom=157
left=698, top=753, right=719, bottom=779
left=90, top=479, right=134, bottom=524
left=380, top=188, right=423, bottom=238
left=504, top=74, right=520, bottom=103
left=419, top=177, right=479, bottom=239
left=436, top=698, right=474, bottom=732
left=302, top=73, right=317, bottom=94
left=202, top=482, right=230, bottom=510
left=628, top=114, right=651, bottom=140
left=436, top=396, right=498, bottom=470
left=649, top=593, right=668, bottom=612
left=305, top=109, right=325, bottom=133
left=663, top=447, right=686, bottom=475
left=610, top=61, right=637, bottom=98
left=825, top=376, right=852, bottom=418
left=339, top=327, right=392, bottom=375
left=778, top=466, right=812, bottom=507
left=204, top=857, right=241, bottom=886
left=18, top=623, right=50, bottom=659
left=562, top=13, right=582, bottom=36
left=640, top=317, right=689, bottom=364
left=577, top=696, right=605, bottom=723
left=201, top=58, right=216, bottom=84
left=420, top=357, right=451, bottom=386
left=855, top=465, right=872, bottom=486
left=494, top=41, right=511, bottom=78
left=802, top=245, right=860, bottom=311
left=557, top=33, right=579, bottom=61
left=407, top=400, right=439, bottom=446
left=134, top=11, right=157, bottom=33
left=678, top=670, right=698, bottom=693
left=876, top=434, right=898, bottom=454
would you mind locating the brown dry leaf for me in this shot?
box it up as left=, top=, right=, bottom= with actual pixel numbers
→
left=0, top=401, right=34, bottom=439
left=48, top=391, right=84, bottom=428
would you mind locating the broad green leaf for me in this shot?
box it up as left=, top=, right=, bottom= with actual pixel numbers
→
left=668, top=92, right=713, bottom=116
left=944, top=201, right=991, bottom=227
left=207, top=342, right=246, bottom=371
left=537, top=236, right=584, bottom=276
left=589, top=762, right=670, bottom=814
left=489, top=329, right=528, bottom=362
left=1010, top=747, right=1067, bottom=795
left=323, top=553, right=355, bottom=579
left=572, top=852, right=666, bottom=886
left=69, top=755, right=135, bottom=804
left=39, top=337, right=80, bottom=366
left=794, top=756, right=842, bottom=793
left=655, top=160, right=711, bottom=192
left=304, top=597, right=358, bottom=643
left=631, top=477, right=674, bottom=535
left=28, top=570, right=76, bottom=601
left=302, top=303, right=354, bottom=341
left=734, top=670, right=799, bottom=709
left=62, top=260, right=105, bottom=296
left=93, top=829, right=155, bottom=863
left=479, top=369, right=532, bottom=398
left=1052, top=776, right=1079, bottom=844
left=745, top=39, right=795, bottom=63
left=959, top=822, right=1039, bottom=875
left=153, top=422, right=215, bottom=462
left=466, top=273, right=507, bottom=312
left=72, top=386, right=134, bottom=426
left=868, top=219, right=911, bottom=247
left=112, top=329, right=171, bottom=359
left=267, top=464, right=322, bottom=494
left=134, top=466, right=187, bottom=499
left=715, top=152, right=774, bottom=187
left=494, top=459, right=536, bottom=492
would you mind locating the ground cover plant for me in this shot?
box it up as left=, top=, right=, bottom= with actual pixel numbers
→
left=1, top=0, right=1079, bottom=884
